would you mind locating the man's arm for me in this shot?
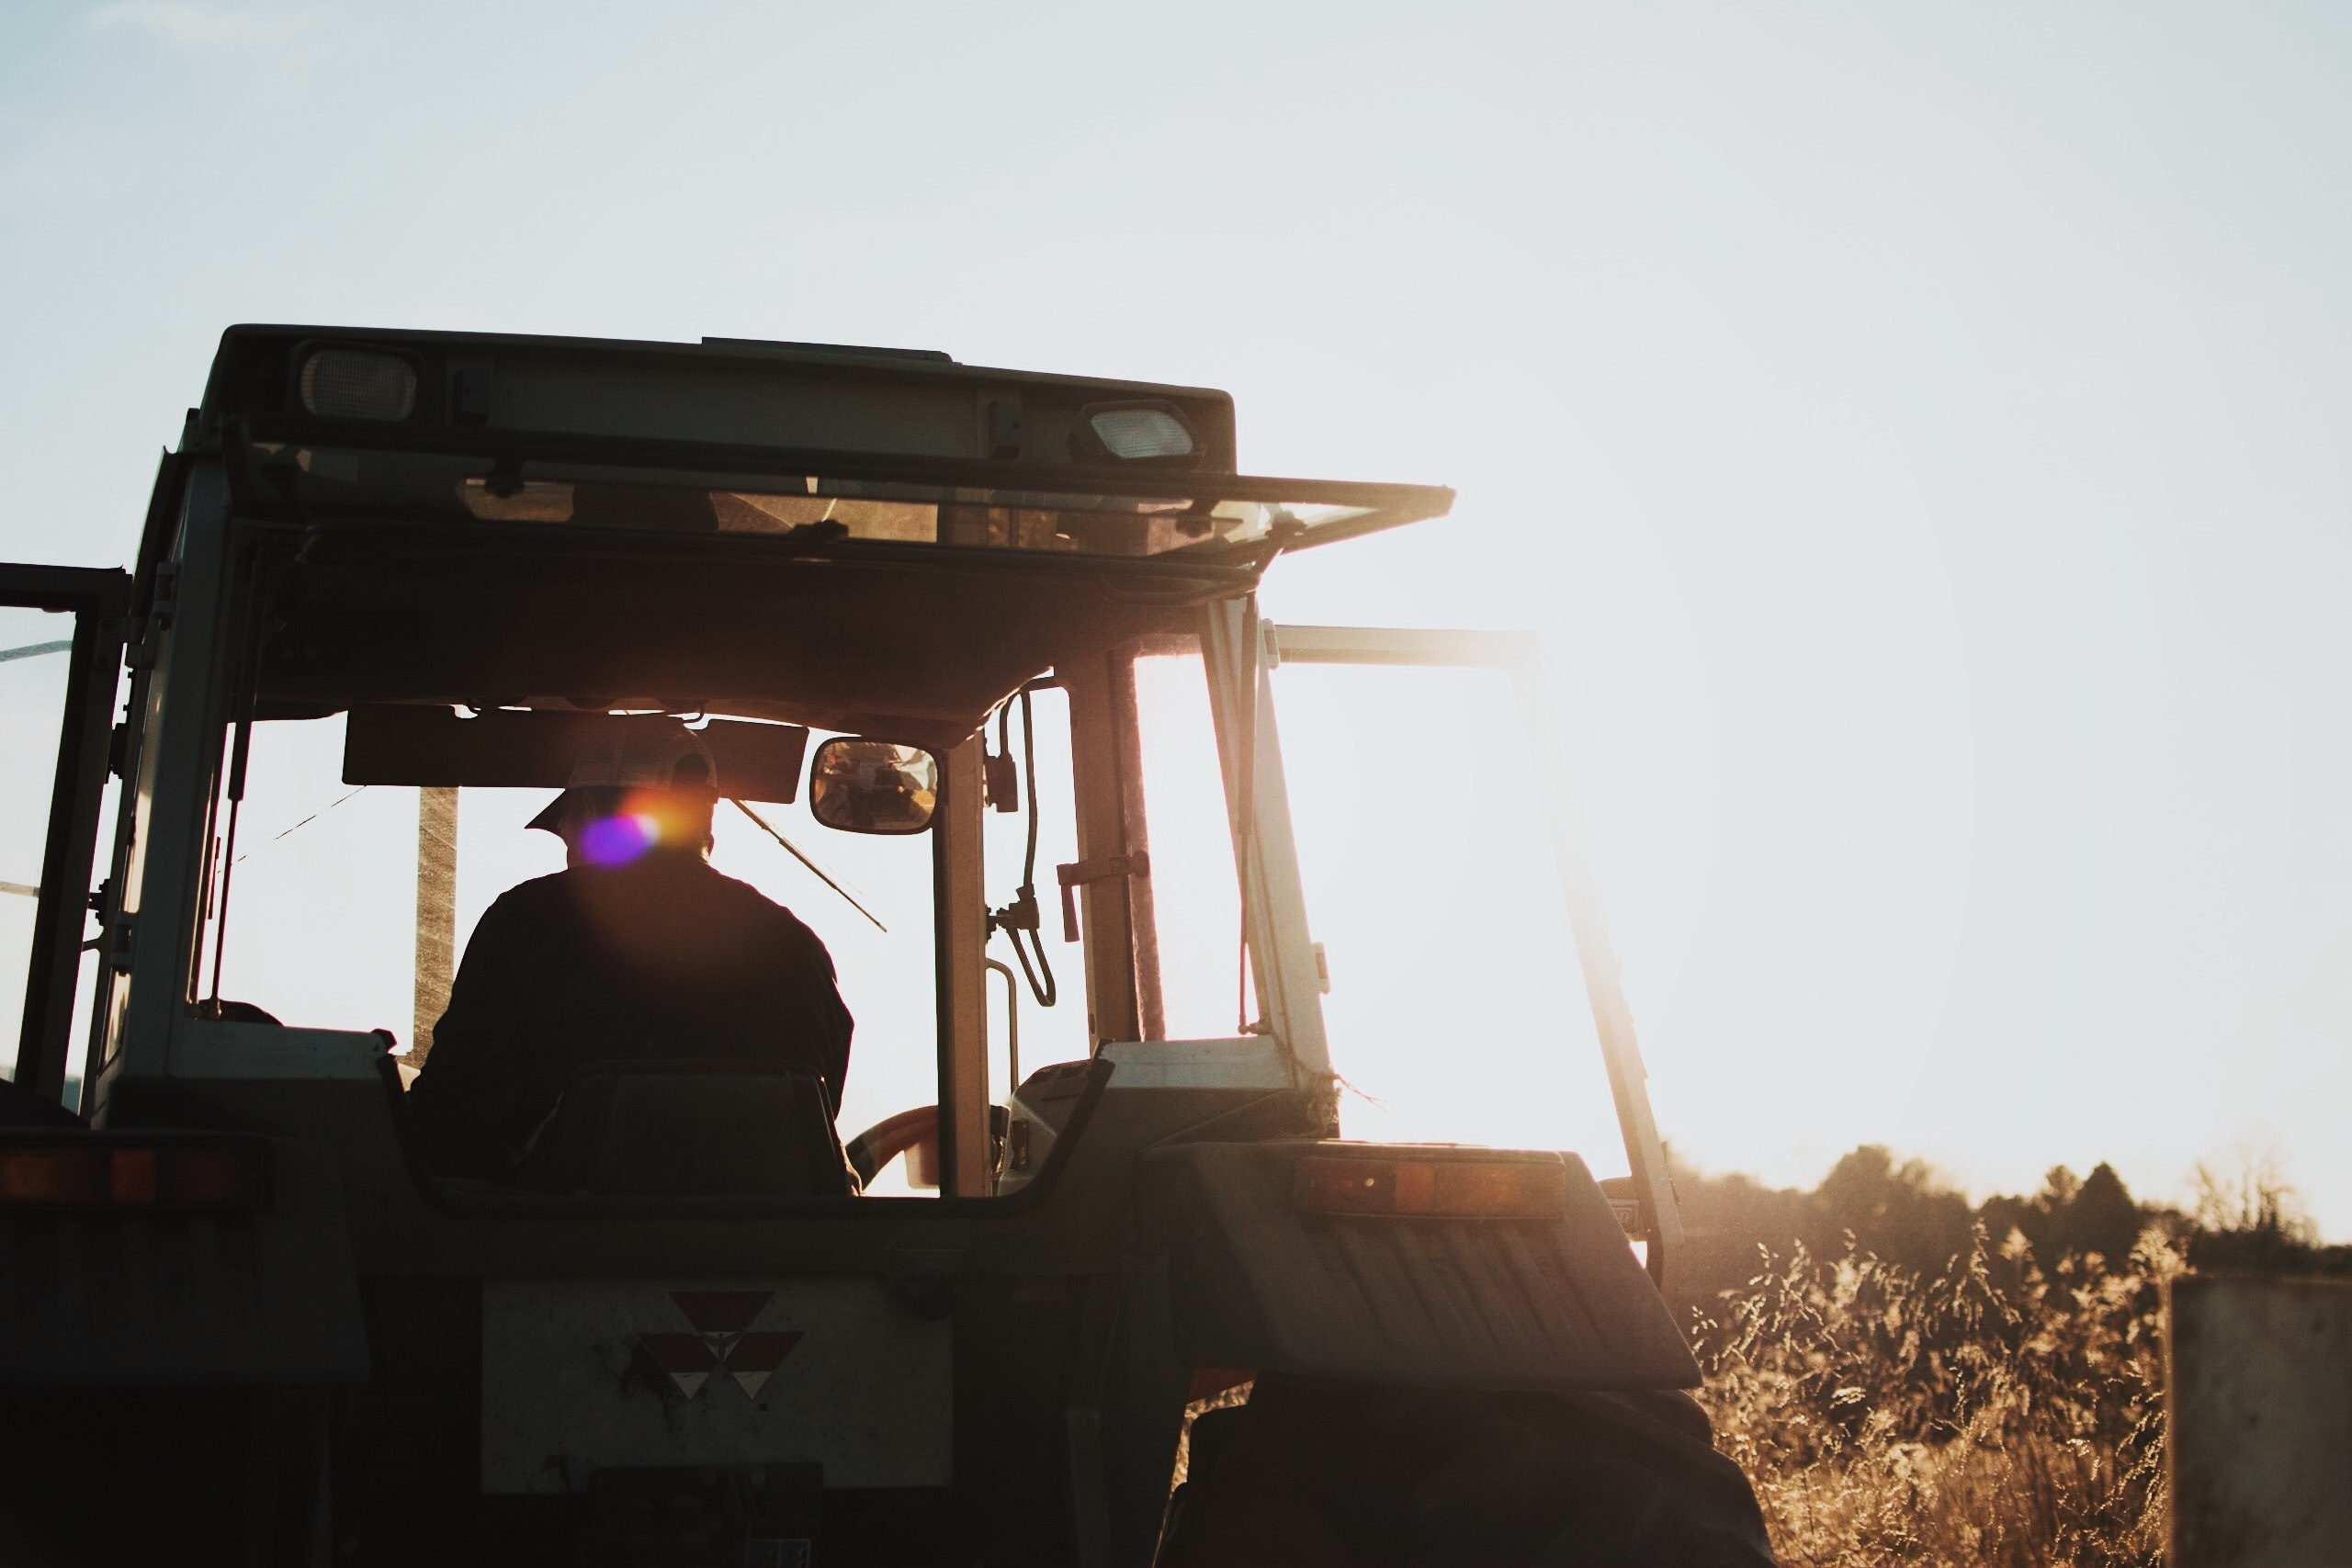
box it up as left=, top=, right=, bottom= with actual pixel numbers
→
left=775, top=913, right=854, bottom=1113
left=812, top=961, right=854, bottom=1111
left=404, top=894, right=535, bottom=1176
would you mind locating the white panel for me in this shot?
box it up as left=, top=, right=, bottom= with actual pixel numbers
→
left=168, top=1021, right=386, bottom=1078
left=481, top=1277, right=951, bottom=1493
left=1099, top=1036, right=1289, bottom=1089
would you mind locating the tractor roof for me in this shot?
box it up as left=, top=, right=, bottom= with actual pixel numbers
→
left=185, top=325, right=1453, bottom=747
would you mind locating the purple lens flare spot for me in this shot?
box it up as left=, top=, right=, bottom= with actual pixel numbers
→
left=581, top=813, right=658, bottom=866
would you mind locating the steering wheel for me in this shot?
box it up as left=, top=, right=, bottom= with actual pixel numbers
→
left=844, top=1104, right=1013, bottom=1189
left=845, top=1106, right=940, bottom=1188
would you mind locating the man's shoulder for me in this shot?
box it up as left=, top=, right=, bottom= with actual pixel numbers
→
left=492, top=870, right=576, bottom=907
left=476, top=871, right=578, bottom=926
left=698, top=868, right=832, bottom=951
left=701, top=868, right=810, bottom=927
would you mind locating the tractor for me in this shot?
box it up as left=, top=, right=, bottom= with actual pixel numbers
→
left=0, top=325, right=1773, bottom=1565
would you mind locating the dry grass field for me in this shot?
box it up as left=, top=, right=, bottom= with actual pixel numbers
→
left=1694, top=1229, right=2177, bottom=1567
left=1679, top=1148, right=2344, bottom=1566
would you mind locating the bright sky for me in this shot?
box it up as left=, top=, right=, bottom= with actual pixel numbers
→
left=5, top=3, right=2350, bottom=1234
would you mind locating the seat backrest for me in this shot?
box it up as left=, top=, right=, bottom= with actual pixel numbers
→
left=519, top=1058, right=854, bottom=1198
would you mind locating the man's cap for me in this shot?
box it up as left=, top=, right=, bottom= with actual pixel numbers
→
left=526, top=720, right=719, bottom=833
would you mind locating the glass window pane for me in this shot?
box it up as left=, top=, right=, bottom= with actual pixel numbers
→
left=1132, top=651, right=1246, bottom=1041
left=0, top=604, right=74, bottom=1081
left=208, top=712, right=946, bottom=1186
left=61, top=782, right=119, bottom=1111
left=1269, top=663, right=1628, bottom=1170
left=208, top=715, right=417, bottom=1031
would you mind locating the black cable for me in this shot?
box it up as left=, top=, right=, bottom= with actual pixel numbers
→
left=987, top=688, right=1057, bottom=1008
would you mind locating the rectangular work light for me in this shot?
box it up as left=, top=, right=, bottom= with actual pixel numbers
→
left=1069, top=400, right=1200, bottom=465
left=298, top=346, right=419, bottom=422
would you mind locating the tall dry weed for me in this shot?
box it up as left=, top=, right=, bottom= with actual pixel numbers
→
left=1694, top=1224, right=2182, bottom=1568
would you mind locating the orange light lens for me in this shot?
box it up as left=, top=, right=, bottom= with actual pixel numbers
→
left=0, top=1147, right=106, bottom=1205
left=1294, top=1155, right=1566, bottom=1219
left=0, top=1143, right=265, bottom=1209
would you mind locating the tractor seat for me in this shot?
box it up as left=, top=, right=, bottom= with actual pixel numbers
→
left=514, top=1058, right=856, bottom=1198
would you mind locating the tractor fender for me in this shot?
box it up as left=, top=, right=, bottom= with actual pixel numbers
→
left=1136, top=1141, right=1699, bottom=1392
left=0, top=1131, right=368, bottom=1385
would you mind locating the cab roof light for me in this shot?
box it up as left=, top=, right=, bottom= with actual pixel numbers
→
left=1069, top=400, right=1200, bottom=466
left=1294, top=1154, right=1566, bottom=1219
left=0, top=1143, right=266, bottom=1210
left=298, top=347, right=418, bottom=422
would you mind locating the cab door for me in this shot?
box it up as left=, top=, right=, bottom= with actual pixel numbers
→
left=1204, top=609, right=1685, bottom=1292
left=0, top=564, right=130, bottom=1111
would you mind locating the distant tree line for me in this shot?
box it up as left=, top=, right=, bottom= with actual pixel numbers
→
left=1667, top=1143, right=2352, bottom=1325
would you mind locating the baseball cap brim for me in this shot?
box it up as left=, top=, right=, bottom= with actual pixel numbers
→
left=526, top=791, right=569, bottom=833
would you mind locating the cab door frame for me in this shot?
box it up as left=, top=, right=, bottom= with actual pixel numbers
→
left=2, top=562, right=130, bottom=1109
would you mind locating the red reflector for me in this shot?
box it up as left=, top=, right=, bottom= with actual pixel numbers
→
left=160, top=1146, right=266, bottom=1207
left=0, top=1143, right=265, bottom=1209
left=1294, top=1155, right=1566, bottom=1219
left=109, top=1146, right=158, bottom=1204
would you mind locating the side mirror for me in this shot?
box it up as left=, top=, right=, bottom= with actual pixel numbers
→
left=808, top=739, right=941, bottom=835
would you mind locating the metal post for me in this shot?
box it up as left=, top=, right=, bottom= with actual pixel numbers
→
left=2169, top=1275, right=2352, bottom=1564
left=1504, top=654, right=1685, bottom=1293
left=10, top=570, right=129, bottom=1104
left=1062, top=650, right=1143, bottom=1048
left=933, top=739, right=990, bottom=1196
left=412, top=786, right=458, bottom=1063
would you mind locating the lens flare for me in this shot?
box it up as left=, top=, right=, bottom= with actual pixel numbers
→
left=580, top=812, right=659, bottom=866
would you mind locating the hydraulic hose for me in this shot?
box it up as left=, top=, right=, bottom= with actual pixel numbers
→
left=988, top=687, right=1057, bottom=1009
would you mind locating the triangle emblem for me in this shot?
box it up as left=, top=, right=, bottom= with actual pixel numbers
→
left=634, top=1294, right=800, bottom=1403
left=726, top=1330, right=805, bottom=1399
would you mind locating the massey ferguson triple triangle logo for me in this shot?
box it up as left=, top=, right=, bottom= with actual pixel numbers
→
left=634, top=1290, right=803, bottom=1400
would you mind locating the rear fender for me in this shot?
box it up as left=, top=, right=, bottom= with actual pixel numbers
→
left=0, top=1131, right=368, bottom=1385
left=1136, top=1141, right=1698, bottom=1392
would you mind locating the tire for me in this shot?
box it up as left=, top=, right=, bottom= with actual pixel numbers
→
left=1157, top=1375, right=1777, bottom=1567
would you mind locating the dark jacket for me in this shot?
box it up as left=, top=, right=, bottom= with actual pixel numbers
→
left=405, top=857, right=852, bottom=1177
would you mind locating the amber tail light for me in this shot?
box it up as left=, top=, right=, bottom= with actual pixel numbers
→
left=1293, top=1155, right=1566, bottom=1219
left=0, top=1143, right=267, bottom=1209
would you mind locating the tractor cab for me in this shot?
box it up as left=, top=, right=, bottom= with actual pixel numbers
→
left=32, top=328, right=1453, bottom=1186
left=0, top=327, right=1751, bottom=1567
